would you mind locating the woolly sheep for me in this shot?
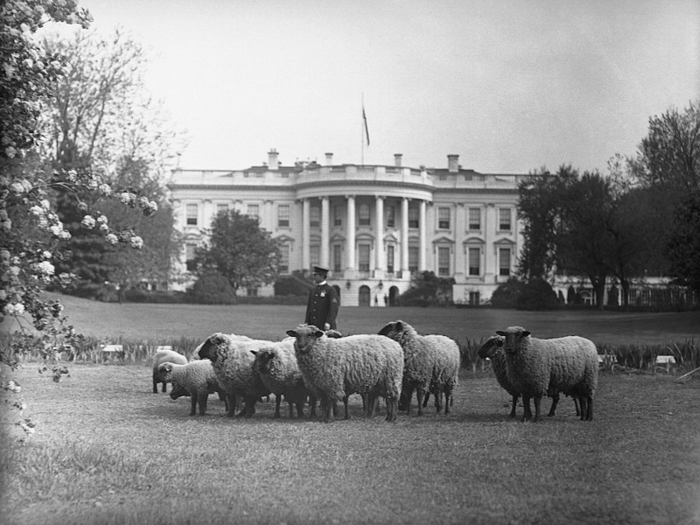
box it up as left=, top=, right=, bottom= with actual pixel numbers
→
left=251, top=341, right=317, bottom=419
left=285, top=324, right=404, bottom=423
left=158, top=360, right=226, bottom=416
left=197, top=333, right=273, bottom=418
left=378, top=320, right=460, bottom=415
left=478, top=335, right=580, bottom=419
left=495, top=326, right=598, bottom=422
left=152, top=349, right=187, bottom=393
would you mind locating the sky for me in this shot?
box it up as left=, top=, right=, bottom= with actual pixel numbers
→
left=74, top=0, right=699, bottom=174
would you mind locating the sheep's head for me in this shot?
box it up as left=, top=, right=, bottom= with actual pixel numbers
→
left=251, top=347, right=275, bottom=374
left=198, top=333, right=228, bottom=363
left=477, top=335, right=504, bottom=359
left=158, top=362, right=175, bottom=381
left=170, top=382, right=188, bottom=400
left=378, top=320, right=401, bottom=339
left=286, top=324, right=325, bottom=355
left=495, top=327, right=530, bottom=355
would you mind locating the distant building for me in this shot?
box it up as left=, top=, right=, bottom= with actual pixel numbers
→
left=167, top=149, right=536, bottom=306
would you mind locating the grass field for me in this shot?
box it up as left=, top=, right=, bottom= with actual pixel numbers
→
left=1, top=295, right=700, bottom=525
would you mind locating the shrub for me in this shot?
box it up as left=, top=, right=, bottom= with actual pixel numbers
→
left=274, top=274, right=313, bottom=296
left=188, top=272, right=238, bottom=304
left=490, top=277, right=525, bottom=308
left=517, top=279, right=561, bottom=310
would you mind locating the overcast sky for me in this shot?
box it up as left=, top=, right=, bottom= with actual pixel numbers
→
left=76, top=0, right=699, bottom=174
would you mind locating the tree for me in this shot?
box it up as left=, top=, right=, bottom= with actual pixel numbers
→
left=37, top=27, right=183, bottom=293
left=0, top=0, right=159, bottom=441
left=399, top=271, right=455, bottom=307
left=667, top=192, right=700, bottom=293
left=195, top=210, right=281, bottom=294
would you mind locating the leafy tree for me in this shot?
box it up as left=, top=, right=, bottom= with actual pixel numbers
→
left=189, top=271, right=237, bottom=304
left=0, top=0, right=158, bottom=441
left=195, top=210, right=281, bottom=294
left=399, top=271, right=455, bottom=307
left=667, top=192, right=700, bottom=293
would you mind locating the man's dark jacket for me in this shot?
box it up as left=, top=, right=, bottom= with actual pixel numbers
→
left=305, top=282, right=339, bottom=330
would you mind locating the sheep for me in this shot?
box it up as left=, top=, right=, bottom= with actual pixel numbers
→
left=285, top=324, right=404, bottom=423
left=478, top=335, right=580, bottom=419
left=495, top=326, right=598, bottom=422
left=377, top=320, right=460, bottom=415
left=152, top=349, right=187, bottom=393
left=158, top=360, right=226, bottom=416
left=251, top=341, right=317, bottom=419
left=197, top=333, right=273, bottom=418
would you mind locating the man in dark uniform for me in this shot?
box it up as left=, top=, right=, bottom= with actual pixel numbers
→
left=305, top=265, right=339, bottom=330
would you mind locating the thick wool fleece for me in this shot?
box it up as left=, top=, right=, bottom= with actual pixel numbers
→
left=497, top=326, right=598, bottom=421
left=286, top=324, right=404, bottom=422
left=197, top=333, right=274, bottom=417
left=158, top=360, right=223, bottom=415
left=152, top=349, right=187, bottom=393
left=251, top=339, right=314, bottom=418
left=378, top=320, right=460, bottom=414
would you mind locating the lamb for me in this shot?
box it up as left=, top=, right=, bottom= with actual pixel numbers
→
left=478, top=335, right=580, bottom=419
left=152, top=349, right=188, bottom=393
left=197, top=333, right=273, bottom=418
left=251, top=341, right=317, bottom=419
left=285, top=324, right=404, bottom=423
left=158, top=360, right=226, bottom=416
left=495, top=326, right=598, bottom=422
left=378, top=320, right=460, bottom=415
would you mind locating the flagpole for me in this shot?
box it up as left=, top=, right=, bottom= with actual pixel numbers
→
left=361, top=93, right=365, bottom=166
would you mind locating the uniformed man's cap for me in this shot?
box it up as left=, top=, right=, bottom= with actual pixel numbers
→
left=312, top=265, right=328, bottom=276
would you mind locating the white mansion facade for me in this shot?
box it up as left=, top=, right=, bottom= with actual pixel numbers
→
left=168, top=150, right=535, bottom=307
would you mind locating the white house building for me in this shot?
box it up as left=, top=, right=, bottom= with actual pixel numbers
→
left=168, top=150, right=535, bottom=306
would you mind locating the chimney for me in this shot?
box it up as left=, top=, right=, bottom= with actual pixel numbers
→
left=268, top=149, right=279, bottom=170
left=325, top=152, right=334, bottom=166
left=394, top=154, right=403, bottom=168
left=447, top=154, right=460, bottom=173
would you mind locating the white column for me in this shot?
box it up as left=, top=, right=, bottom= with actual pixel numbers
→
left=455, top=203, right=465, bottom=279
left=202, top=199, right=212, bottom=228
left=484, top=203, right=495, bottom=282
left=302, top=199, right=310, bottom=271
left=321, top=196, right=330, bottom=269
left=346, top=195, right=356, bottom=271
left=374, top=196, right=384, bottom=273
left=401, top=197, right=409, bottom=274
left=419, top=200, right=427, bottom=271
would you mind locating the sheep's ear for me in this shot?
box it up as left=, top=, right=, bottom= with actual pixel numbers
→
left=395, top=321, right=403, bottom=331
left=286, top=330, right=297, bottom=338
left=314, top=329, right=324, bottom=338
left=522, top=331, right=531, bottom=337
left=495, top=331, right=506, bottom=336
left=250, top=350, right=257, bottom=356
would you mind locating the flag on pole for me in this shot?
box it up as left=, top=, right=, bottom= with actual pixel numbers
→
left=362, top=106, right=370, bottom=146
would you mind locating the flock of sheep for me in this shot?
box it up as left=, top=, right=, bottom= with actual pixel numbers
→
left=152, top=322, right=599, bottom=423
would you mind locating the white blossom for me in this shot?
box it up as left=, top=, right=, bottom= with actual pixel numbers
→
left=130, top=236, right=144, bottom=249
left=37, top=261, right=55, bottom=275
left=81, top=215, right=96, bottom=229
left=105, top=233, right=118, bottom=244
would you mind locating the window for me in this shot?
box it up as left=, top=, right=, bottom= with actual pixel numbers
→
left=279, top=245, right=289, bottom=274
left=386, top=205, right=395, bottom=228
left=408, top=207, right=419, bottom=228
left=387, top=245, right=395, bottom=273
left=469, top=291, right=480, bottom=305
left=310, top=245, right=320, bottom=267
left=246, top=287, right=258, bottom=297
left=186, top=204, right=198, bottom=226
left=468, top=208, right=481, bottom=230
left=358, top=244, right=370, bottom=271
left=438, top=207, right=450, bottom=229
left=247, top=204, right=259, bottom=218
left=408, top=246, right=419, bottom=272
left=310, top=206, right=320, bottom=227
left=185, top=244, right=197, bottom=272
left=468, top=247, right=481, bottom=276
left=499, top=208, right=512, bottom=231
left=358, top=204, right=370, bottom=226
left=333, top=245, right=342, bottom=272
left=333, top=205, right=342, bottom=227
left=278, top=205, right=290, bottom=227
left=438, top=247, right=450, bottom=276
left=216, top=203, right=229, bottom=216
left=499, top=247, right=512, bottom=276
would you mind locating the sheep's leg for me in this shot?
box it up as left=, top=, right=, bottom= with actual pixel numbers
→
left=226, top=392, right=237, bottom=417
left=434, top=388, right=443, bottom=414
left=386, top=397, right=397, bottom=422
left=287, top=400, right=295, bottom=419
left=522, top=395, right=533, bottom=421
left=273, top=395, right=282, bottom=419
left=533, top=396, right=543, bottom=422
left=509, top=395, right=518, bottom=418
left=308, top=395, right=317, bottom=418
left=198, top=392, right=208, bottom=416
left=444, top=386, right=453, bottom=414
left=581, top=396, right=593, bottom=421
left=322, top=396, right=333, bottom=423
left=573, top=396, right=581, bottom=417
left=190, top=393, right=198, bottom=416
left=548, top=390, right=560, bottom=417
left=407, top=386, right=416, bottom=416
left=219, top=390, right=229, bottom=412
left=422, top=391, right=430, bottom=408
left=239, top=396, right=257, bottom=418
left=153, top=374, right=159, bottom=394
left=295, top=401, right=304, bottom=418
